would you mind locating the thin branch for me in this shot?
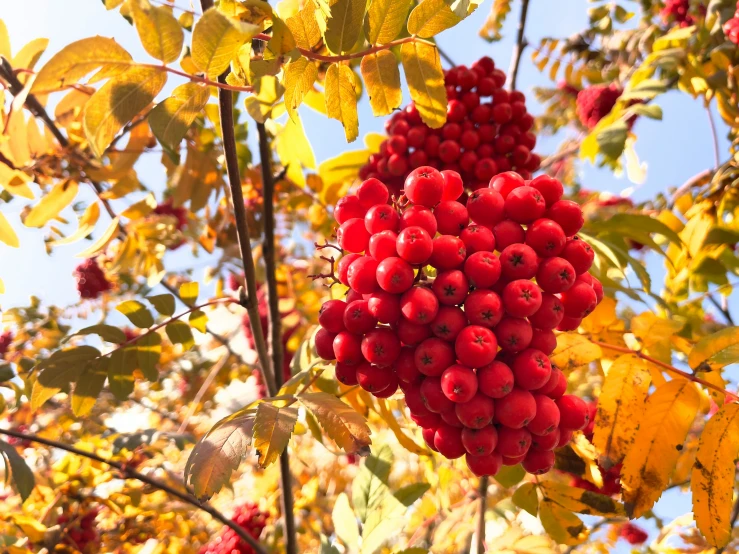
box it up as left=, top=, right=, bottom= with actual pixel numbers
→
left=708, top=294, right=735, bottom=326
left=476, top=476, right=488, bottom=553
left=0, top=428, right=268, bottom=554
left=539, top=143, right=581, bottom=170
left=668, top=168, right=713, bottom=207
left=507, top=0, right=531, bottom=91
left=140, top=63, right=255, bottom=93
left=707, top=106, right=721, bottom=170
left=591, top=340, right=739, bottom=401
left=436, top=44, right=457, bottom=67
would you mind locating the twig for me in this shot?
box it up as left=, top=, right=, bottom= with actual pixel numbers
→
left=668, top=168, right=713, bottom=208
left=436, top=43, right=457, bottom=67
left=507, top=0, right=531, bottom=91
left=476, top=476, right=488, bottom=553
left=539, top=143, right=581, bottom=170
left=591, top=340, right=739, bottom=401
left=707, top=106, right=721, bottom=170
left=0, top=428, right=268, bottom=554
left=708, top=294, right=735, bottom=326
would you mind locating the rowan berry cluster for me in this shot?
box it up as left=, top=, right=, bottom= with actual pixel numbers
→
left=620, top=522, right=649, bottom=545
left=661, top=0, right=695, bottom=26
left=200, top=503, right=268, bottom=554
left=724, top=2, right=739, bottom=45
left=575, top=84, right=623, bottom=130
left=58, top=507, right=101, bottom=552
left=73, top=259, right=112, bottom=299
left=315, top=167, right=603, bottom=477
left=359, top=57, right=540, bottom=197
left=0, top=331, right=12, bottom=358
left=153, top=200, right=188, bottom=231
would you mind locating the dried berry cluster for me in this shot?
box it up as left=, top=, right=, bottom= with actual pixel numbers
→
left=73, top=259, right=112, bottom=299
left=58, top=507, right=101, bottom=551
left=359, top=57, right=540, bottom=197
left=315, top=167, right=603, bottom=477
left=200, top=503, right=268, bottom=554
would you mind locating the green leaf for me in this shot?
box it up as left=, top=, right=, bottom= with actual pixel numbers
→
left=628, top=103, right=663, bottom=120
left=136, top=332, right=161, bottom=381
left=0, top=364, right=15, bottom=382
left=364, top=0, right=412, bottom=44
left=166, top=320, right=195, bottom=350
left=539, top=500, right=586, bottom=546
left=621, top=79, right=668, bottom=101
left=512, top=482, right=539, bottom=516
left=493, top=464, right=525, bottom=488
left=299, top=392, right=372, bottom=455
left=184, top=408, right=256, bottom=499
left=0, top=440, right=35, bottom=501
left=284, top=57, right=318, bottom=121
left=352, top=443, right=392, bottom=522
left=147, top=294, right=175, bottom=316
left=400, top=41, right=447, bottom=129
left=191, top=7, right=259, bottom=79
left=324, top=0, right=366, bottom=54
left=71, top=358, right=108, bottom=417
left=117, top=300, right=155, bottom=328
left=332, top=492, right=360, bottom=550
left=589, top=213, right=682, bottom=246
left=149, top=83, right=210, bottom=157
left=689, top=327, right=739, bottom=370
left=360, top=51, right=402, bottom=117
left=24, top=181, right=79, bottom=228
left=32, top=346, right=100, bottom=410
left=325, top=63, right=359, bottom=143
left=407, top=0, right=462, bottom=38
left=73, top=324, right=127, bottom=344
left=253, top=403, right=298, bottom=468
left=596, top=120, right=628, bottom=159
left=108, top=348, right=137, bottom=401
left=129, top=0, right=184, bottom=63
left=83, top=66, right=167, bottom=158
left=189, top=310, right=208, bottom=333
left=179, top=282, right=199, bottom=307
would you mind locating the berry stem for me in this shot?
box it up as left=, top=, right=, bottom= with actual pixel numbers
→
left=0, top=428, right=269, bottom=554
left=590, top=340, right=739, bottom=402
left=507, top=0, right=531, bottom=91
left=476, top=476, right=488, bottom=553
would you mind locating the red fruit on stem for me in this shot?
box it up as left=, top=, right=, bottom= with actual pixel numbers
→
left=527, top=395, right=561, bottom=436
left=415, top=338, right=455, bottom=376
left=464, top=251, right=501, bottom=289
left=466, top=452, right=503, bottom=476
left=432, top=270, right=469, bottom=305
left=462, top=426, right=498, bottom=456
left=405, top=167, right=444, bottom=207
left=496, top=426, right=532, bottom=457
left=495, top=388, right=536, bottom=428
left=376, top=257, right=415, bottom=294
left=455, top=325, right=497, bottom=367
left=477, top=361, right=515, bottom=398
left=441, top=364, right=478, bottom=403
left=495, top=317, right=533, bottom=352
left=557, top=395, right=591, bottom=430
left=401, top=287, right=439, bottom=324
left=455, top=392, right=495, bottom=429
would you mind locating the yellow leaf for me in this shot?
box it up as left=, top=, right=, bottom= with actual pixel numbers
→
left=121, top=193, right=157, bottom=220
left=149, top=82, right=209, bottom=155
left=377, top=398, right=428, bottom=455
left=324, top=0, right=366, bottom=54
left=49, top=202, right=100, bottom=246
left=76, top=216, right=120, bottom=258
left=360, top=51, right=402, bottom=116
left=631, top=312, right=684, bottom=348
left=265, top=17, right=296, bottom=60
left=253, top=402, right=298, bottom=468
left=283, top=57, right=317, bottom=121
left=83, top=66, right=167, bottom=158
left=274, top=116, right=316, bottom=186
left=129, top=0, right=184, bottom=63
left=549, top=334, right=602, bottom=372
left=117, top=300, right=155, bottom=328
left=25, top=180, right=78, bottom=228
left=539, top=480, right=625, bottom=517
left=407, top=0, right=462, bottom=38
left=71, top=358, right=108, bottom=417
left=244, top=76, right=284, bottom=124
left=12, top=38, right=49, bottom=74
left=364, top=0, right=412, bottom=44
left=325, top=63, right=359, bottom=142
left=592, top=354, right=651, bottom=469
left=0, top=19, right=10, bottom=60
left=0, top=279, right=4, bottom=294
left=0, top=212, right=19, bottom=248
left=179, top=282, right=199, bottom=306
left=0, top=162, right=34, bottom=199
left=620, top=380, right=700, bottom=517
left=8, top=515, right=46, bottom=543
left=689, top=327, right=739, bottom=370
left=538, top=500, right=587, bottom=546
left=692, top=403, right=739, bottom=548
left=32, top=36, right=132, bottom=94
left=332, top=492, right=360, bottom=550
left=192, top=8, right=258, bottom=79
left=299, top=391, right=371, bottom=453
left=286, top=5, right=322, bottom=49
left=400, top=41, right=447, bottom=129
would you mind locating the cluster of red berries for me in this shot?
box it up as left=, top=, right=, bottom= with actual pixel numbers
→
left=724, top=2, right=739, bottom=45
left=153, top=201, right=188, bottom=231
left=661, top=0, right=695, bottom=26
left=619, top=522, right=649, bottom=545
left=58, top=507, right=101, bottom=552
left=359, top=57, right=540, bottom=197
left=0, top=331, right=12, bottom=358
left=575, top=84, right=623, bottom=130
left=73, top=259, right=111, bottom=299
left=315, top=167, right=604, bottom=477
left=200, top=503, right=268, bottom=554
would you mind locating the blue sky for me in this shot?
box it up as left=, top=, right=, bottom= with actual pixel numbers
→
left=0, top=0, right=729, bottom=546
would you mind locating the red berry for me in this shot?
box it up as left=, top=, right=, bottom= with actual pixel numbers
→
left=366, top=292, right=400, bottom=324
left=347, top=256, right=379, bottom=294
left=335, top=195, right=366, bottom=224
left=335, top=361, right=359, bottom=385
left=533, top=366, right=564, bottom=397
left=464, top=289, right=503, bottom=328
left=504, top=186, right=546, bottom=224
left=499, top=243, right=538, bottom=280
left=440, top=170, right=464, bottom=201
left=556, top=428, right=573, bottom=448
left=388, top=135, right=408, bottom=155
left=319, top=299, right=347, bottom=333
left=365, top=204, right=399, bottom=234
left=343, top=300, right=378, bottom=334
left=557, top=395, right=590, bottom=430
left=562, top=237, right=595, bottom=274
left=362, top=328, right=401, bottom=366
left=424, top=135, right=441, bottom=158
left=346, top=289, right=363, bottom=303
left=422, top=427, right=438, bottom=451
left=440, top=406, right=464, bottom=427
left=438, top=140, right=461, bottom=163
left=591, top=276, right=604, bottom=304
left=405, top=166, right=444, bottom=207
left=512, top=348, right=552, bottom=390
left=411, top=411, right=441, bottom=429
left=536, top=257, right=576, bottom=293
left=529, top=328, right=557, bottom=355
left=455, top=392, right=495, bottom=428
left=495, top=317, right=533, bottom=352
left=434, top=201, right=469, bottom=235
left=441, top=364, right=478, bottom=403
left=620, top=523, right=649, bottom=546
left=409, top=149, right=429, bottom=168
left=492, top=103, right=512, bottom=124
left=462, top=425, right=498, bottom=456
left=401, top=287, right=439, bottom=324
left=464, top=251, right=501, bottom=288
left=490, top=171, right=525, bottom=198
left=492, top=220, right=525, bottom=251
left=400, top=205, right=438, bottom=236
left=432, top=270, right=469, bottom=305
left=431, top=306, right=467, bottom=341
left=466, top=451, right=503, bottom=477
left=531, top=428, right=560, bottom=451
left=557, top=315, right=583, bottom=332
left=333, top=331, right=363, bottom=364
left=397, top=226, right=434, bottom=265
left=495, top=388, right=536, bottom=428
left=376, top=257, right=415, bottom=294
left=357, top=363, right=392, bottom=393
left=394, top=346, right=421, bottom=384
left=546, top=200, right=584, bottom=237
left=502, top=280, right=543, bottom=318
left=374, top=373, right=399, bottom=398
left=338, top=218, right=370, bottom=253
left=369, top=230, right=398, bottom=261
left=530, top=175, right=563, bottom=207
left=434, top=424, right=466, bottom=458
left=478, top=361, right=514, bottom=398
left=405, top=384, right=429, bottom=414
left=561, top=282, right=598, bottom=317
left=429, top=235, right=466, bottom=270
left=525, top=219, right=566, bottom=257
left=337, top=253, right=361, bottom=285
left=455, top=325, right=497, bottom=368
left=474, top=158, right=498, bottom=181
left=460, top=225, right=496, bottom=254
left=415, top=337, right=455, bottom=376
left=407, top=126, right=426, bottom=148
left=447, top=99, right=468, bottom=122
left=522, top=448, right=555, bottom=474
left=396, top=319, right=432, bottom=345
left=527, top=394, right=561, bottom=436
left=315, top=328, right=337, bottom=360
left=467, top=188, right=505, bottom=228
left=357, top=178, right=389, bottom=208
left=387, top=154, right=409, bottom=177
left=528, top=293, right=565, bottom=330
left=496, top=426, right=532, bottom=457
left=421, top=376, right=455, bottom=412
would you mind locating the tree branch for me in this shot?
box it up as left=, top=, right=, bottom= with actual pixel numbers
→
left=507, top=0, right=531, bottom=91
left=708, top=294, right=735, bottom=326
left=0, top=428, right=268, bottom=554
left=476, top=476, right=488, bottom=553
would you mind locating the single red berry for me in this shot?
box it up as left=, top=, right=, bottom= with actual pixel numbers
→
left=455, top=325, right=497, bottom=368
left=367, top=291, right=401, bottom=324
left=335, top=362, right=359, bottom=385
left=421, top=376, right=456, bottom=413
left=404, top=166, right=444, bottom=207
left=525, top=219, right=567, bottom=257
left=536, top=257, right=576, bottom=293
left=466, top=451, right=503, bottom=477
left=531, top=428, right=560, bottom=451
left=447, top=99, right=468, bottom=122
left=620, top=523, right=649, bottom=545
left=490, top=171, right=525, bottom=198
left=333, top=331, right=363, bottom=365
left=556, top=428, right=573, bottom=448
left=369, top=230, right=398, bottom=261
left=463, top=251, right=501, bottom=289
left=434, top=424, right=466, bottom=459
left=504, top=186, right=546, bottom=224
left=428, top=235, right=466, bottom=270
left=376, top=256, right=415, bottom=294
left=533, top=366, right=564, bottom=397
left=362, top=328, right=401, bottom=366
left=411, top=411, right=442, bottom=429
left=335, top=195, right=366, bottom=224
left=401, top=287, right=439, bottom=324
left=440, top=364, right=478, bottom=403
left=347, top=256, right=379, bottom=294
left=357, top=363, right=392, bottom=393
left=396, top=319, right=432, bottom=346
left=512, top=348, right=552, bottom=390
left=400, top=205, right=438, bottom=236
left=343, top=300, right=378, bottom=334
left=527, top=394, right=561, bottom=436
left=557, top=315, right=583, bottom=332
left=337, top=253, right=361, bottom=285
left=346, top=289, right=363, bottom=304
left=318, top=300, right=347, bottom=333
left=495, top=388, right=536, bottom=429
left=502, top=280, right=543, bottom=318
left=405, top=383, right=429, bottom=414
left=562, top=237, right=595, bottom=275
left=315, top=328, right=337, bottom=360
left=440, top=170, right=464, bottom=202
left=374, top=373, right=399, bottom=398
left=365, top=204, right=399, bottom=235
left=528, top=293, right=565, bottom=330
left=591, top=276, right=604, bottom=304
left=440, top=406, right=464, bottom=428
left=492, top=102, right=512, bottom=124
left=561, top=282, right=598, bottom=317
left=394, top=346, right=421, bottom=384
left=529, top=175, right=563, bottom=207
left=522, top=448, right=555, bottom=474
left=529, top=328, right=557, bottom=355
left=338, top=218, right=370, bottom=253
left=434, top=201, right=469, bottom=236
left=462, top=425, right=498, bottom=456
left=438, top=140, right=461, bottom=163
left=415, top=337, right=455, bottom=376
left=431, top=306, right=467, bottom=341
left=496, top=426, right=532, bottom=457
left=546, top=200, right=584, bottom=237
left=397, top=226, right=434, bottom=265
left=495, top=317, right=533, bottom=352
left=407, top=126, right=427, bottom=148
left=499, top=243, right=538, bottom=280
left=477, top=361, right=514, bottom=398
left=357, top=178, right=389, bottom=208
left=557, top=395, right=590, bottom=430
left=467, top=188, right=505, bottom=228
left=422, top=427, right=438, bottom=451
left=464, top=290, right=504, bottom=328
left=432, top=270, right=469, bottom=305
left=455, top=392, right=495, bottom=429
left=474, top=158, right=498, bottom=181
left=460, top=225, right=496, bottom=255
left=424, top=135, right=441, bottom=158
left=492, top=220, right=525, bottom=251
